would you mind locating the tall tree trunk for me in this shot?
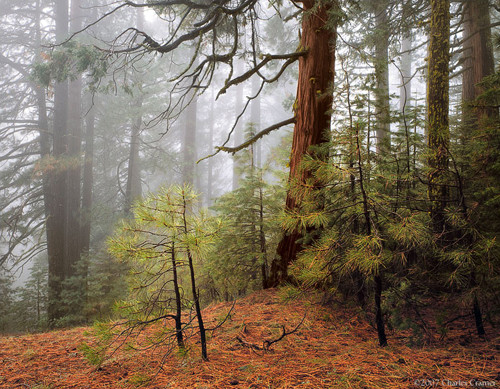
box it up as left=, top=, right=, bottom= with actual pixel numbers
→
left=124, top=100, right=143, bottom=215
left=206, top=89, right=214, bottom=206
left=182, top=93, right=197, bottom=186
left=461, top=0, right=495, bottom=338
left=427, top=0, right=450, bottom=234
left=232, top=60, right=245, bottom=190
left=268, top=0, right=337, bottom=287
left=251, top=75, right=262, bottom=168
left=400, top=28, right=413, bottom=193
left=124, top=10, right=145, bottom=215
left=400, top=33, right=412, bottom=120
left=48, top=0, right=69, bottom=325
left=35, top=0, right=57, bottom=320
left=66, top=0, right=83, bottom=280
left=462, top=0, right=497, bottom=121
left=373, top=0, right=391, bottom=154
left=81, top=94, right=95, bottom=255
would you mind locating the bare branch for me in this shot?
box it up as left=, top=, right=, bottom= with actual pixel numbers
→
left=263, top=314, right=306, bottom=350
left=216, top=117, right=295, bottom=154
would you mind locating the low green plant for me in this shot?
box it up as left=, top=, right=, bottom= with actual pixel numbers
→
left=128, top=373, right=151, bottom=387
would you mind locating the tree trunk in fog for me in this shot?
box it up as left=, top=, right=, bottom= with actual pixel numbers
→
left=35, top=0, right=53, bottom=254
left=374, top=0, right=391, bottom=154
left=399, top=32, right=412, bottom=120
left=66, top=0, right=83, bottom=279
left=232, top=59, right=244, bottom=190
left=124, top=99, right=143, bottom=215
left=206, top=89, right=215, bottom=206
left=182, top=92, right=197, bottom=186
left=48, top=0, right=69, bottom=325
left=268, top=1, right=337, bottom=287
left=462, top=0, right=497, bottom=120
left=124, top=10, right=145, bottom=215
left=427, top=0, right=450, bottom=234
left=251, top=75, right=262, bottom=168
left=81, top=93, right=95, bottom=256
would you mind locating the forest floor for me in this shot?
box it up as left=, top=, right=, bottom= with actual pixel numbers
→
left=0, top=289, right=499, bottom=389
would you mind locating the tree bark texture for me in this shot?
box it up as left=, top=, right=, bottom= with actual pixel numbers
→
left=427, top=0, right=450, bottom=234
left=269, top=0, right=337, bottom=287
left=462, top=0, right=497, bottom=120
left=373, top=0, right=391, bottom=154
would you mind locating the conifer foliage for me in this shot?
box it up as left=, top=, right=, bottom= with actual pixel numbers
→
left=108, top=185, right=219, bottom=361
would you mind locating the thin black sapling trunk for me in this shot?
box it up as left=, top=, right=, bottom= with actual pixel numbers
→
left=450, top=153, right=486, bottom=337
left=181, top=192, right=208, bottom=360
left=355, top=123, right=388, bottom=347
left=473, top=293, right=486, bottom=337
left=259, top=182, right=269, bottom=289
left=346, top=70, right=367, bottom=309
left=171, top=243, right=185, bottom=348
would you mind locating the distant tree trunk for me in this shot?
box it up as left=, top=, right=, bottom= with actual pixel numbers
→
left=48, top=0, right=69, bottom=325
left=34, top=0, right=53, bottom=250
left=35, top=0, right=58, bottom=320
left=81, top=94, right=95, bottom=256
left=373, top=0, right=391, bottom=154
left=124, top=10, right=145, bottom=215
left=427, top=0, right=450, bottom=234
left=124, top=99, right=143, bottom=215
left=66, top=0, right=83, bottom=280
left=206, top=89, right=215, bottom=206
left=461, top=0, right=494, bottom=337
left=251, top=75, right=262, bottom=168
left=182, top=93, right=197, bottom=186
left=400, top=27, right=413, bottom=193
left=462, top=0, right=497, bottom=121
left=399, top=33, right=412, bottom=119
left=268, top=1, right=337, bottom=287
left=232, top=59, right=245, bottom=190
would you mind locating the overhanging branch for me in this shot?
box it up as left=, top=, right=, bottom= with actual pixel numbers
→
left=216, top=117, right=295, bottom=154
left=217, top=51, right=306, bottom=98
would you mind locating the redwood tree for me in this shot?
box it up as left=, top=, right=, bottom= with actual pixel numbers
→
left=269, top=1, right=338, bottom=286
left=462, top=0, right=497, bottom=121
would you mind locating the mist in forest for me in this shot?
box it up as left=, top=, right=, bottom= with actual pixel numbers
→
left=0, top=3, right=499, bottom=386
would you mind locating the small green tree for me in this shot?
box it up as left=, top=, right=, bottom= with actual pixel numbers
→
left=0, top=267, right=15, bottom=333
left=108, top=185, right=219, bottom=361
left=14, top=256, right=49, bottom=332
left=204, top=127, right=284, bottom=299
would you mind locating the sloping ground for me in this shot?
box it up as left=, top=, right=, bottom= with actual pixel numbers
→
left=0, top=289, right=498, bottom=389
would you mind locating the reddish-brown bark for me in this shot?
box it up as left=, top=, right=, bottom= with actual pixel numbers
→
left=462, top=0, right=496, bottom=120
left=269, top=0, right=337, bottom=287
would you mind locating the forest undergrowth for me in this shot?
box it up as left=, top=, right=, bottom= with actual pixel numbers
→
left=0, top=289, right=498, bottom=389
